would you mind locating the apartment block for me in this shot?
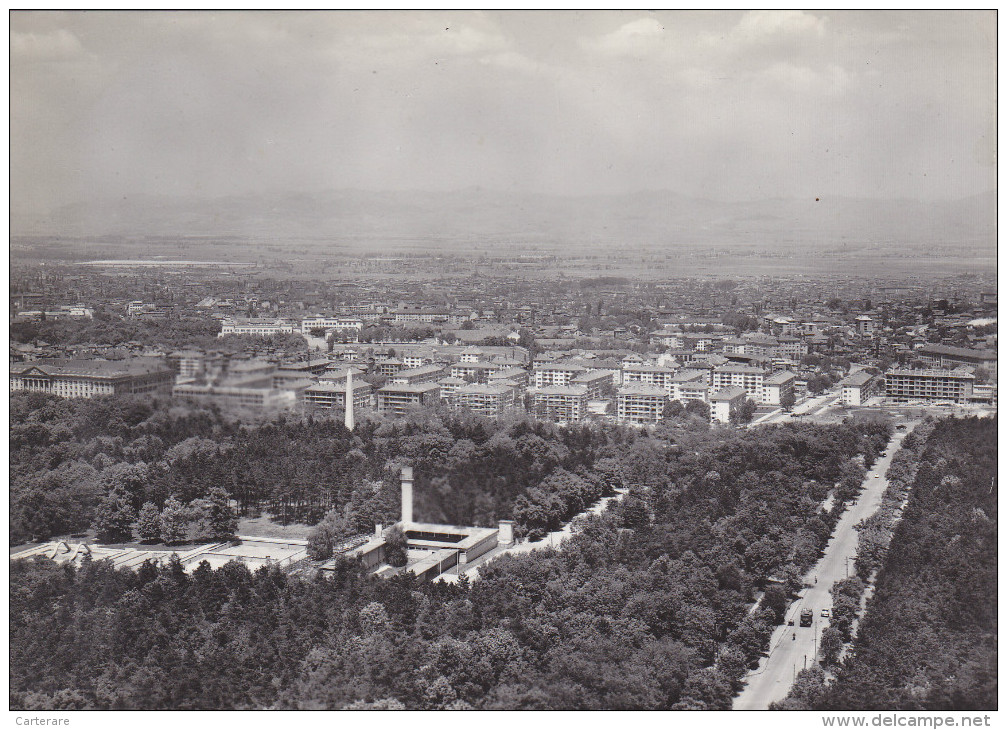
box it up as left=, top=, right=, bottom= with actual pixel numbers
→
left=762, top=371, right=796, bottom=406
left=528, top=385, right=590, bottom=423
left=452, top=383, right=517, bottom=418
left=711, top=365, right=769, bottom=403
left=617, top=384, right=668, bottom=424
left=710, top=386, right=748, bottom=425
left=533, top=363, right=589, bottom=387
left=391, top=364, right=447, bottom=385
left=884, top=368, right=975, bottom=404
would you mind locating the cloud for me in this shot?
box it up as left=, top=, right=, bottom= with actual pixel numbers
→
left=10, top=28, right=85, bottom=62
left=731, top=10, right=826, bottom=43
left=587, top=17, right=665, bottom=56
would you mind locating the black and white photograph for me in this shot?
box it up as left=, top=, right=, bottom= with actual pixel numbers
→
left=8, top=9, right=997, bottom=720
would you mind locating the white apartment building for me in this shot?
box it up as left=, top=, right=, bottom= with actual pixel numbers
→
left=711, top=365, right=769, bottom=403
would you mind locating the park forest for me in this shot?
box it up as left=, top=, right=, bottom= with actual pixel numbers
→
left=9, top=390, right=910, bottom=710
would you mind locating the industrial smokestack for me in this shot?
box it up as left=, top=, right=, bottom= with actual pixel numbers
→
left=344, top=369, right=355, bottom=431
left=400, top=466, right=413, bottom=524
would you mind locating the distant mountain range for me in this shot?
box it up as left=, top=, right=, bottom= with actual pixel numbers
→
left=13, top=189, right=995, bottom=253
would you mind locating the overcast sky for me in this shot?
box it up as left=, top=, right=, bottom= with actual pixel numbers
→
left=10, top=10, right=996, bottom=219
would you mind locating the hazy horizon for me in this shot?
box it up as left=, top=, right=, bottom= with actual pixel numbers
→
left=11, top=10, right=996, bottom=227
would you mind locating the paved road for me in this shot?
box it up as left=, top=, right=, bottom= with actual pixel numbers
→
left=733, top=427, right=913, bottom=710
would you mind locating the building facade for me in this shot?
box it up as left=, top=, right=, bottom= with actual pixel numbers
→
left=839, top=370, right=880, bottom=406
left=711, top=366, right=769, bottom=403
left=884, top=368, right=975, bottom=403
left=10, top=358, right=174, bottom=399
left=377, top=383, right=442, bottom=417
left=617, top=385, right=668, bottom=424
left=527, top=385, right=589, bottom=423
left=710, top=386, right=748, bottom=425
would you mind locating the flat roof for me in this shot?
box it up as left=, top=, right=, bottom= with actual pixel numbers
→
left=404, top=521, right=498, bottom=551
left=886, top=368, right=975, bottom=379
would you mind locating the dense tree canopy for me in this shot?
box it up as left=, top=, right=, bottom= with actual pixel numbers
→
left=10, top=415, right=891, bottom=710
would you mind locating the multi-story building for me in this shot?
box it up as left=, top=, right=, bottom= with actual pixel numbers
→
left=219, top=318, right=296, bottom=337
left=776, top=335, right=809, bottom=360
left=303, top=380, right=374, bottom=414
left=458, top=346, right=485, bottom=363
left=616, top=384, right=668, bottom=425
left=621, top=364, right=678, bottom=394
left=437, top=376, right=468, bottom=401
left=450, top=362, right=497, bottom=384
left=166, top=350, right=205, bottom=380
left=884, top=368, right=975, bottom=404
left=399, top=349, right=438, bottom=369
left=570, top=369, right=615, bottom=399
left=300, top=316, right=364, bottom=334
left=173, top=382, right=298, bottom=411
left=391, top=364, right=447, bottom=385
left=670, top=369, right=709, bottom=401
left=377, top=383, right=442, bottom=417
left=394, top=307, right=450, bottom=324
left=710, top=386, right=748, bottom=425
left=855, top=315, right=875, bottom=337
left=681, top=332, right=719, bottom=352
left=374, top=359, right=405, bottom=377
left=839, top=370, right=880, bottom=406
left=649, top=329, right=684, bottom=349
left=533, top=363, right=589, bottom=388
left=676, top=381, right=710, bottom=403
left=917, top=344, right=997, bottom=376
left=10, top=358, right=174, bottom=399
left=528, top=385, right=589, bottom=423
left=489, top=367, right=529, bottom=389
left=452, top=383, right=517, bottom=418
left=711, top=365, right=769, bottom=403
left=740, top=333, right=780, bottom=358
left=276, top=359, right=332, bottom=379
left=762, top=371, right=796, bottom=406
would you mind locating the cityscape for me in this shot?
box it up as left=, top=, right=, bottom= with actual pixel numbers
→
left=8, top=9, right=997, bottom=722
